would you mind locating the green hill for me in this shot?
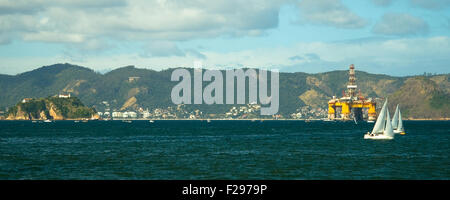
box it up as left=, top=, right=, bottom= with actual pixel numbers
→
left=6, top=96, right=97, bottom=120
left=0, top=63, right=448, bottom=119
left=389, top=76, right=450, bottom=119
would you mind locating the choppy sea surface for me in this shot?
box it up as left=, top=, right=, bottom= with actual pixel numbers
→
left=0, top=120, right=448, bottom=180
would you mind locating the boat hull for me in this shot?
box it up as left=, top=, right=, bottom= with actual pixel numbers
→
left=393, top=130, right=406, bottom=135
left=364, top=133, right=393, bottom=140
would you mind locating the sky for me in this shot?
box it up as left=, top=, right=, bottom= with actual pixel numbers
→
left=0, top=0, right=449, bottom=76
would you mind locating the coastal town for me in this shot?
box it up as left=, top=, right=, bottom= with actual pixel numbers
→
left=96, top=102, right=328, bottom=120
left=0, top=93, right=329, bottom=120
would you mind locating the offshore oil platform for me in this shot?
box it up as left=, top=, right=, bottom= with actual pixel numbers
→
left=327, top=64, right=377, bottom=121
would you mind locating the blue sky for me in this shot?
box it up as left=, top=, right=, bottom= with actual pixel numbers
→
left=0, top=0, right=449, bottom=76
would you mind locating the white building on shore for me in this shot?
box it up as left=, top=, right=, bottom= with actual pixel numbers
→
left=58, top=94, right=71, bottom=98
left=112, top=112, right=123, bottom=118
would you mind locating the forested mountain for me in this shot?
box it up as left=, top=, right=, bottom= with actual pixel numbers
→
left=0, top=63, right=448, bottom=119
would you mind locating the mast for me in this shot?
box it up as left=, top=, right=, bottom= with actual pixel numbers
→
left=347, top=64, right=357, bottom=99
left=392, top=105, right=399, bottom=129
left=372, top=99, right=387, bottom=134
left=397, top=109, right=404, bottom=132
left=384, top=107, right=394, bottom=137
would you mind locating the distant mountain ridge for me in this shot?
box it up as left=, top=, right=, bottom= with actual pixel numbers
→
left=0, top=63, right=448, bottom=119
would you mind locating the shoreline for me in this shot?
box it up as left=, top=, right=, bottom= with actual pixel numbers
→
left=1, top=118, right=449, bottom=121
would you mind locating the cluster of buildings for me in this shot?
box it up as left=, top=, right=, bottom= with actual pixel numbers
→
left=99, top=110, right=152, bottom=119
left=7, top=95, right=330, bottom=120
left=96, top=102, right=329, bottom=120
left=225, top=103, right=261, bottom=119
left=96, top=102, right=286, bottom=120
left=1, top=88, right=334, bottom=120
left=12, top=93, right=329, bottom=120
left=20, top=94, right=72, bottom=104
left=290, top=106, right=327, bottom=119
left=97, top=104, right=204, bottom=119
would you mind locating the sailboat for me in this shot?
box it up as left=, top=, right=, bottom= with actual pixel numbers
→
left=364, top=99, right=394, bottom=140
left=391, top=105, right=406, bottom=135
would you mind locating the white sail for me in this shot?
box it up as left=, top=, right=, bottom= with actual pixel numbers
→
left=384, top=107, right=394, bottom=138
left=371, top=100, right=388, bottom=134
left=397, top=109, right=404, bottom=132
left=392, top=105, right=399, bottom=129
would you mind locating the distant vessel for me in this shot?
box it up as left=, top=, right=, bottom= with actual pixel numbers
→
left=367, top=120, right=375, bottom=123
left=327, top=65, right=377, bottom=122
left=364, top=100, right=394, bottom=140
left=207, top=119, right=211, bottom=123
left=43, top=119, right=53, bottom=123
left=149, top=120, right=154, bottom=123
left=391, top=105, right=406, bottom=135
left=122, top=120, right=132, bottom=123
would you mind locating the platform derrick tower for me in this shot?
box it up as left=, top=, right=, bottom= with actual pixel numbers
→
left=348, top=64, right=357, bottom=98
left=327, top=64, right=377, bottom=121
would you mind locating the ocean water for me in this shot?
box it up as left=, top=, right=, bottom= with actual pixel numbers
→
left=0, top=120, right=448, bottom=180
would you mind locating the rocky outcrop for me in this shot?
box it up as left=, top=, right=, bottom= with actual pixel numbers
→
left=7, top=105, right=29, bottom=120
left=120, top=96, right=138, bottom=111
left=6, top=96, right=96, bottom=120
left=39, top=111, right=48, bottom=120
left=49, top=105, right=64, bottom=120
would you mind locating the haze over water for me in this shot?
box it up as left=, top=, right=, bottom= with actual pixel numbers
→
left=0, top=120, right=448, bottom=180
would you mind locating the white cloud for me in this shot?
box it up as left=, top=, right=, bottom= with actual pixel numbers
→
left=297, top=0, right=367, bottom=29
left=140, top=41, right=185, bottom=57
left=3, top=36, right=448, bottom=76
left=0, top=0, right=126, bottom=14
left=373, top=13, right=429, bottom=36
left=0, top=0, right=287, bottom=44
left=410, top=0, right=450, bottom=10
left=22, top=32, right=85, bottom=43
left=185, top=49, right=207, bottom=60
left=0, top=0, right=292, bottom=62
left=0, top=0, right=447, bottom=77
left=371, top=0, right=393, bottom=7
